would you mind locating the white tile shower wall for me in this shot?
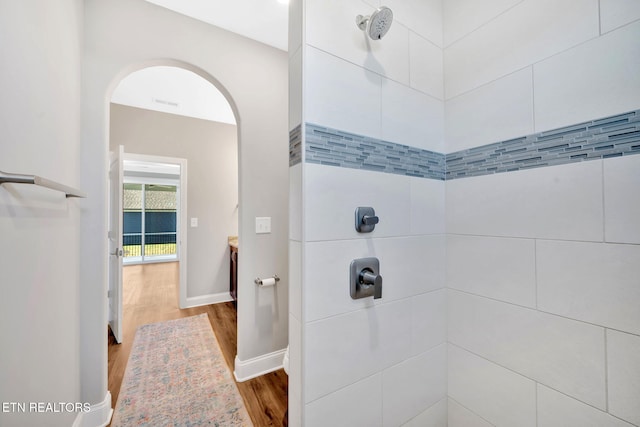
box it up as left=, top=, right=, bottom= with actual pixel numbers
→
left=305, top=0, right=410, bottom=85
left=382, top=344, right=447, bottom=426
left=444, top=4, right=640, bottom=426
left=289, top=164, right=302, bottom=242
left=442, top=0, right=523, bottom=47
left=305, top=163, right=445, bottom=241
left=445, top=67, right=534, bottom=152
left=305, top=299, right=413, bottom=402
left=304, top=237, right=445, bottom=322
left=537, top=240, right=640, bottom=336
left=447, top=398, right=494, bottom=427
left=448, top=290, right=606, bottom=408
left=408, top=31, right=443, bottom=100
left=606, top=330, right=640, bottom=426
left=604, top=153, right=640, bottom=244
left=289, top=49, right=303, bottom=133
left=402, top=398, right=447, bottom=427
left=306, top=373, right=383, bottom=427
left=600, top=0, right=640, bottom=34
left=446, top=235, right=536, bottom=308
left=385, top=0, right=442, bottom=47
left=305, top=47, right=382, bottom=140
left=443, top=0, right=599, bottom=99
left=288, top=314, right=303, bottom=427
left=448, top=344, right=537, bottom=427
left=445, top=160, right=604, bottom=241
left=533, top=21, right=640, bottom=133
left=381, top=79, right=444, bottom=152
left=537, top=384, right=635, bottom=427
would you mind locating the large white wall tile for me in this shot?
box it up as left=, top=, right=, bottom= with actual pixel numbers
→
left=305, top=163, right=411, bottom=241
left=289, top=240, right=302, bottom=321
left=306, top=373, right=382, bottom=427
left=305, top=299, right=412, bottom=402
left=443, top=0, right=524, bottom=47
left=538, top=384, right=634, bottom=427
left=289, top=0, right=303, bottom=56
left=304, top=236, right=445, bottom=322
left=409, top=177, right=445, bottom=235
left=537, top=240, right=640, bottom=336
left=306, top=0, right=410, bottom=84
left=383, top=344, right=447, bottom=426
left=534, top=21, right=640, bottom=132
left=447, top=235, right=536, bottom=308
left=403, top=398, right=447, bottom=427
left=305, top=47, right=381, bottom=140
left=448, top=290, right=606, bottom=408
left=444, top=0, right=599, bottom=98
left=386, top=0, right=442, bottom=47
left=446, top=161, right=604, bottom=241
left=607, top=330, right=640, bottom=426
left=604, top=155, right=640, bottom=244
left=445, top=67, right=534, bottom=151
left=412, top=289, right=447, bottom=356
left=289, top=49, right=302, bottom=130
left=289, top=163, right=302, bottom=242
left=600, top=0, right=640, bottom=34
left=448, top=399, right=494, bottom=427
left=409, top=32, right=443, bottom=99
left=289, top=314, right=303, bottom=427
left=381, top=78, right=444, bottom=152
left=448, top=344, right=536, bottom=427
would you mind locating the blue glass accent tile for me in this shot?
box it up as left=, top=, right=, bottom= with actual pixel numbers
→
left=289, top=124, right=302, bottom=167
left=301, top=110, right=640, bottom=179
left=304, top=123, right=446, bottom=180
left=445, top=109, right=640, bottom=180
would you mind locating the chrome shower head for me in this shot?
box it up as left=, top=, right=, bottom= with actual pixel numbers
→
left=356, top=6, right=393, bottom=40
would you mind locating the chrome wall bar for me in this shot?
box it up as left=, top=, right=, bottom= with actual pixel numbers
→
left=0, top=170, right=86, bottom=198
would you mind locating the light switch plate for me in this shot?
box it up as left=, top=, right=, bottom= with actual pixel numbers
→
left=255, top=217, right=271, bottom=234
left=190, top=218, right=198, bottom=227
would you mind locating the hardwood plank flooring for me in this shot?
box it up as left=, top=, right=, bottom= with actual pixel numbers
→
left=108, top=262, right=288, bottom=426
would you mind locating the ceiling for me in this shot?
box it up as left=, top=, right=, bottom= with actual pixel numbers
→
left=145, top=0, right=289, bottom=51
left=111, top=1, right=288, bottom=123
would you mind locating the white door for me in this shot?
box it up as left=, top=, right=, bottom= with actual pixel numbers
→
left=108, top=145, right=124, bottom=343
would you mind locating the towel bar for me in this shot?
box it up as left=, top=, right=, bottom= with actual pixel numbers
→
left=0, top=170, right=86, bottom=198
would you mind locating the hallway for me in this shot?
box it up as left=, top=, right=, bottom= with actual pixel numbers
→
left=108, top=262, right=288, bottom=426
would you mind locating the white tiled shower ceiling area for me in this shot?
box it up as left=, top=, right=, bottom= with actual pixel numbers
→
left=288, top=0, right=640, bottom=426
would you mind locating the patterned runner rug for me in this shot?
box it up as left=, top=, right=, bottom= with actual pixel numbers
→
left=111, top=314, right=252, bottom=426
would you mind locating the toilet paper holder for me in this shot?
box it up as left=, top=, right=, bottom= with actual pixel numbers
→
left=255, top=274, right=280, bottom=286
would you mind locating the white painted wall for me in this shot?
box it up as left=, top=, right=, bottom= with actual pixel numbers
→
left=444, top=2, right=640, bottom=425
left=110, top=104, right=238, bottom=300
left=0, top=1, right=83, bottom=426
left=82, top=0, right=289, bottom=409
left=290, top=0, right=447, bottom=425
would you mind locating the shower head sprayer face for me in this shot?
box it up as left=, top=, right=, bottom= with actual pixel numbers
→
left=356, top=6, right=393, bottom=40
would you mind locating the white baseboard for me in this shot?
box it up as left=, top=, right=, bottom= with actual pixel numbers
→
left=184, top=292, right=233, bottom=308
left=73, top=391, right=113, bottom=427
left=234, top=349, right=286, bottom=382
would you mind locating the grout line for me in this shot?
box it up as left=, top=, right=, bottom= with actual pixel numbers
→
left=449, top=342, right=610, bottom=415
left=535, top=381, right=539, bottom=427
left=531, top=65, right=537, bottom=132
left=448, top=396, right=497, bottom=426
left=598, top=0, right=603, bottom=36
left=534, top=239, right=538, bottom=309
left=450, top=288, right=640, bottom=339
left=604, top=328, right=609, bottom=412
left=602, top=160, right=606, bottom=243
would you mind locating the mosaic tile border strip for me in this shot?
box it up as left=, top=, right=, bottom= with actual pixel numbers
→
left=289, top=124, right=302, bottom=167
left=304, top=124, right=446, bottom=180
left=446, top=109, right=640, bottom=179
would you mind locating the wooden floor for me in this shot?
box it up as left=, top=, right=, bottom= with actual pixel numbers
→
left=108, top=262, right=288, bottom=426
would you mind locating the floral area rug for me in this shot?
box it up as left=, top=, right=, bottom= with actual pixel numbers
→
left=111, top=314, right=252, bottom=426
